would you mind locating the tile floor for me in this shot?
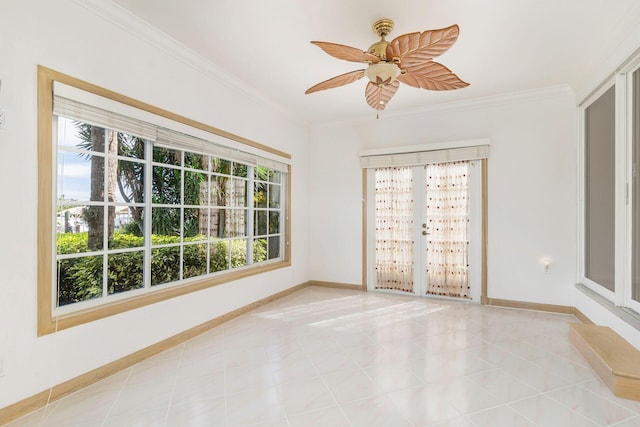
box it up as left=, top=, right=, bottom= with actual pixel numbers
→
left=6, top=286, right=640, bottom=427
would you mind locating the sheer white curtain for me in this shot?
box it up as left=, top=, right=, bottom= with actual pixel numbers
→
left=425, top=161, right=470, bottom=298
left=374, top=167, right=414, bottom=292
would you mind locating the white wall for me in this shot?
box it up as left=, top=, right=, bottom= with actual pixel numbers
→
left=309, top=88, right=578, bottom=306
left=0, top=0, right=309, bottom=409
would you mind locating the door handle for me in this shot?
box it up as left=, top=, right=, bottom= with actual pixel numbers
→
left=422, top=231, right=430, bottom=236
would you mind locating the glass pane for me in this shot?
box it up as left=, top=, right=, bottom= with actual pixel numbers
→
left=183, top=243, right=207, bottom=279
left=211, top=175, right=229, bottom=207
left=210, top=240, right=229, bottom=272
left=110, top=209, right=145, bottom=249
left=232, top=162, right=248, bottom=178
left=255, top=210, right=267, bottom=236
left=254, top=182, right=268, bottom=208
left=209, top=208, right=223, bottom=239
left=269, top=169, right=281, bottom=183
left=114, top=206, right=144, bottom=237
left=83, top=205, right=105, bottom=251
left=57, top=152, right=102, bottom=202
left=184, top=171, right=208, bottom=206
left=57, top=118, right=107, bottom=152
left=269, top=211, right=280, bottom=235
left=585, top=86, right=615, bottom=292
left=255, top=165, right=269, bottom=181
left=110, top=159, right=145, bottom=203
left=118, top=134, right=146, bottom=159
left=231, top=239, right=248, bottom=268
left=210, top=208, right=246, bottom=238
left=107, top=251, right=144, bottom=294
left=152, top=166, right=182, bottom=205
left=153, top=146, right=181, bottom=165
left=151, top=246, right=180, bottom=286
left=268, top=184, right=280, bottom=208
left=152, top=207, right=181, bottom=237
left=268, top=236, right=280, bottom=260
left=56, top=205, right=95, bottom=251
left=184, top=207, right=208, bottom=239
left=184, top=152, right=209, bottom=171
left=229, top=178, right=247, bottom=207
left=634, top=69, right=640, bottom=303
left=225, top=209, right=246, bottom=238
left=212, top=158, right=231, bottom=175
left=253, top=238, right=267, bottom=263
left=57, top=255, right=103, bottom=307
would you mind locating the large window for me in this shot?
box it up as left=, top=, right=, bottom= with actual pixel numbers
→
left=38, top=66, right=291, bottom=334
left=580, top=57, right=640, bottom=316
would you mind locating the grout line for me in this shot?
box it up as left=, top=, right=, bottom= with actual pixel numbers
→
left=161, top=342, right=186, bottom=427
left=99, top=366, right=134, bottom=427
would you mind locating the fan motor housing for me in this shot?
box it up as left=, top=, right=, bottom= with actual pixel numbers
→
left=368, top=41, right=389, bottom=61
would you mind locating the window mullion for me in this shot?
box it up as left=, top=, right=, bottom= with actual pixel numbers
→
left=616, top=72, right=629, bottom=307
left=247, top=166, right=255, bottom=265
left=143, top=139, right=153, bottom=289
left=102, top=131, right=109, bottom=299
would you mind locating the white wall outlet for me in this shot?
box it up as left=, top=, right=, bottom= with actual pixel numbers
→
left=0, top=108, right=6, bottom=129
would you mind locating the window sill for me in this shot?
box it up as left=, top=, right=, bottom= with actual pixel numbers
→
left=575, top=283, right=640, bottom=333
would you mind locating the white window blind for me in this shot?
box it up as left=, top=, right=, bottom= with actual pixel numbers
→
left=156, top=128, right=258, bottom=166
left=53, top=95, right=157, bottom=141
left=360, top=144, right=489, bottom=168
left=52, top=84, right=289, bottom=172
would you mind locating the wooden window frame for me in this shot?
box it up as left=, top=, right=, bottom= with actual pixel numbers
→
left=37, top=65, right=292, bottom=336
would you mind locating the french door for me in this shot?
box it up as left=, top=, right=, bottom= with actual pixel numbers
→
left=366, top=160, right=482, bottom=301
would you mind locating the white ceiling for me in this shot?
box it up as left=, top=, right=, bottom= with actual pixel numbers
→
left=111, top=0, right=640, bottom=124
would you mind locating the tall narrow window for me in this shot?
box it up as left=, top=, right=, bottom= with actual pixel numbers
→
left=585, top=86, right=616, bottom=292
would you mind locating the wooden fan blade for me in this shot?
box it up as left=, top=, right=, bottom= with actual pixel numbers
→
left=305, top=69, right=366, bottom=94
left=398, top=61, right=469, bottom=91
left=386, top=24, right=460, bottom=64
left=311, top=41, right=380, bottom=64
left=365, top=78, right=400, bottom=110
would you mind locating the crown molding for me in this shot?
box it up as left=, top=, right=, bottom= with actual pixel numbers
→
left=73, top=0, right=304, bottom=126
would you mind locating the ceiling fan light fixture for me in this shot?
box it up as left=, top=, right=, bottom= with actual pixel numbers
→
left=365, top=62, right=401, bottom=84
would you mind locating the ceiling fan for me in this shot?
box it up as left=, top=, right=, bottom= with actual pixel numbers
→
left=305, top=19, right=469, bottom=113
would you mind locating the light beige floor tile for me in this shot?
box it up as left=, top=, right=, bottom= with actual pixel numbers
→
left=102, top=405, right=168, bottom=427
left=546, top=385, right=636, bottom=425
left=362, top=363, right=425, bottom=393
left=468, top=405, right=537, bottom=427
left=164, top=395, right=226, bottom=427
left=611, top=415, right=640, bottom=426
left=468, top=369, right=539, bottom=404
left=340, top=395, right=413, bottom=427
left=172, top=371, right=226, bottom=404
left=509, top=394, right=598, bottom=426
left=387, top=384, right=463, bottom=426
left=225, top=386, right=284, bottom=427
left=275, top=376, right=336, bottom=415
left=322, top=366, right=383, bottom=403
left=429, top=416, right=477, bottom=427
left=224, top=362, right=275, bottom=395
left=579, top=378, right=640, bottom=414
left=287, top=405, right=351, bottom=427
